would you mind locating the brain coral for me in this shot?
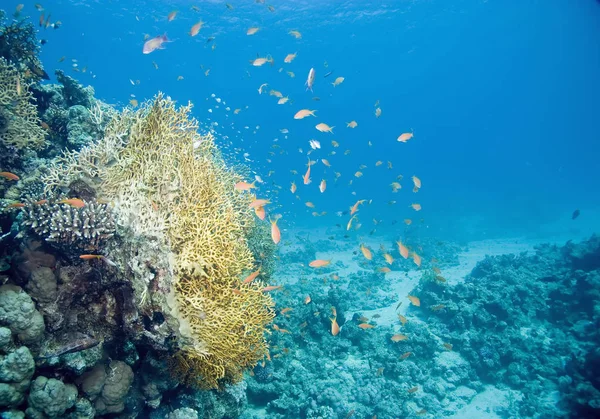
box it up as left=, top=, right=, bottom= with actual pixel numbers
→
left=43, top=93, right=275, bottom=389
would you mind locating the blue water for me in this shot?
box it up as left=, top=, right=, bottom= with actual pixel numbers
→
left=17, top=0, right=600, bottom=240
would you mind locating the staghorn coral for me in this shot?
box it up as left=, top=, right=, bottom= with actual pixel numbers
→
left=20, top=200, right=116, bottom=252
left=42, top=93, right=276, bottom=389
left=0, top=57, right=45, bottom=149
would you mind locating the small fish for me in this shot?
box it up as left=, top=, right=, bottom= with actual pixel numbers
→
left=346, top=121, right=358, bottom=128
left=572, top=209, right=580, bottom=220
left=400, top=351, right=412, bottom=360
left=278, top=97, right=289, bottom=105
left=262, top=285, right=282, bottom=292
left=243, top=268, right=261, bottom=284
left=408, top=386, right=419, bottom=394
left=377, top=267, right=391, bottom=273
left=284, top=53, right=297, bottom=63
left=252, top=57, right=274, bottom=67
left=331, top=317, right=340, bottom=336
left=398, top=314, right=407, bottom=325
left=0, top=172, right=20, bottom=181
left=358, top=323, right=375, bottom=330
left=258, top=83, right=268, bottom=94
left=309, top=259, right=331, bottom=268
left=226, top=3, right=234, bottom=10
left=58, top=198, right=85, bottom=208
left=270, top=218, right=281, bottom=244
left=412, top=252, right=422, bottom=267
left=80, top=254, right=117, bottom=267
left=36, top=336, right=100, bottom=359
left=6, top=203, right=25, bottom=209
left=305, top=68, right=316, bottom=91
left=234, top=181, right=256, bottom=191
left=290, top=182, right=297, bottom=193
left=407, top=295, right=420, bottom=307
left=431, top=304, right=445, bottom=311
left=305, top=201, right=315, bottom=208
left=190, top=21, right=204, bottom=36
left=443, top=343, right=453, bottom=351
left=249, top=198, right=270, bottom=208
left=315, top=123, right=334, bottom=133
left=391, top=334, right=408, bottom=342
left=397, top=132, right=413, bottom=143
left=304, top=295, right=311, bottom=304
left=254, top=206, right=266, bottom=220
left=360, top=244, right=372, bottom=260
left=411, top=203, right=422, bottom=211
left=294, top=109, right=316, bottom=119
left=289, top=30, right=302, bottom=39
left=247, top=27, right=260, bottom=35
left=331, top=76, right=344, bottom=87
left=319, top=179, right=326, bottom=193
left=375, top=107, right=382, bottom=118
left=143, top=34, right=169, bottom=54
left=324, top=71, right=333, bottom=78
left=129, top=99, right=138, bottom=107
left=412, top=175, right=421, bottom=189
left=280, top=307, right=293, bottom=315
left=167, top=10, right=178, bottom=21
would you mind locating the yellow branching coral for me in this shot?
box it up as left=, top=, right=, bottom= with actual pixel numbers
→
left=44, top=93, right=275, bottom=389
left=0, top=57, right=45, bottom=149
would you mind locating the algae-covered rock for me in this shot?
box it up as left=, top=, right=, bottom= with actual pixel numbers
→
left=0, top=327, right=35, bottom=408
left=166, top=407, right=199, bottom=419
left=25, top=376, right=77, bottom=418
left=81, top=360, right=134, bottom=415
left=0, top=285, right=44, bottom=345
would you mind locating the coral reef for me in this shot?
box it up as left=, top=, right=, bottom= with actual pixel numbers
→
left=0, top=57, right=46, bottom=150
left=20, top=200, right=116, bottom=253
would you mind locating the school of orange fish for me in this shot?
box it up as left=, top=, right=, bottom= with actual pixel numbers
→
left=1, top=2, right=448, bottom=354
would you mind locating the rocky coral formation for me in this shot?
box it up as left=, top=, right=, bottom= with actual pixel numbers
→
left=0, top=327, right=35, bottom=408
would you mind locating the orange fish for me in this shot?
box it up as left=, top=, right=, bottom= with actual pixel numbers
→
left=34, top=199, right=48, bottom=205
left=290, top=181, right=297, bottom=193
left=443, top=343, right=453, bottom=351
left=404, top=219, right=412, bottom=225
left=270, top=218, right=281, bottom=244
left=407, top=295, right=420, bottom=306
left=358, top=323, right=375, bottom=330
left=303, top=158, right=312, bottom=185
left=262, top=285, right=282, bottom=292
left=319, top=179, right=326, bottom=193
left=411, top=203, right=422, bottom=211
left=294, top=109, right=316, bottom=119
left=167, top=10, right=178, bottom=21
left=331, top=317, right=340, bottom=336
left=305, top=201, right=315, bottom=208
left=397, top=132, right=414, bottom=143
left=315, top=123, right=334, bottom=133
left=400, top=351, right=412, bottom=360
left=391, top=334, right=408, bottom=342
left=383, top=253, right=394, bottom=265
left=412, top=176, right=421, bottom=189
left=243, top=268, right=261, bottom=284
left=304, top=295, right=311, bottom=304
left=396, top=241, right=409, bottom=259
left=350, top=199, right=365, bottom=215
left=377, top=267, right=391, bottom=273
left=254, top=206, right=266, bottom=220
left=309, top=259, right=331, bottom=268
left=0, top=172, right=20, bottom=181
left=407, top=386, right=418, bottom=394
left=280, top=307, right=293, bottom=315
left=58, top=198, right=85, bottom=208
left=398, top=314, right=408, bottom=325
left=234, top=181, right=256, bottom=191
left=249, top=198, right=270, bottom=208
left=6, top=203, right=25, bottom=208
left=412, top=252, right=421, bottom=267
left=360, top=244, right=372, bottom=260
left=189, top=21, right=204, bottom=36
left=79, top=254, right=117, bottom=267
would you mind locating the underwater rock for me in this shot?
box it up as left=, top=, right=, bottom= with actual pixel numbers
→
left=55, top=70, right=94, bottom=109
left=0, top=285, right=44, bottom=345
left=166, top=407, right=199, bottom=419
left=25, top=376, right=78, bottom=418
left=67, top=105, right=100, bottom=149
left=80, top=360, right=134, bottom=415
left=0, top=327, right=35, bottom=408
